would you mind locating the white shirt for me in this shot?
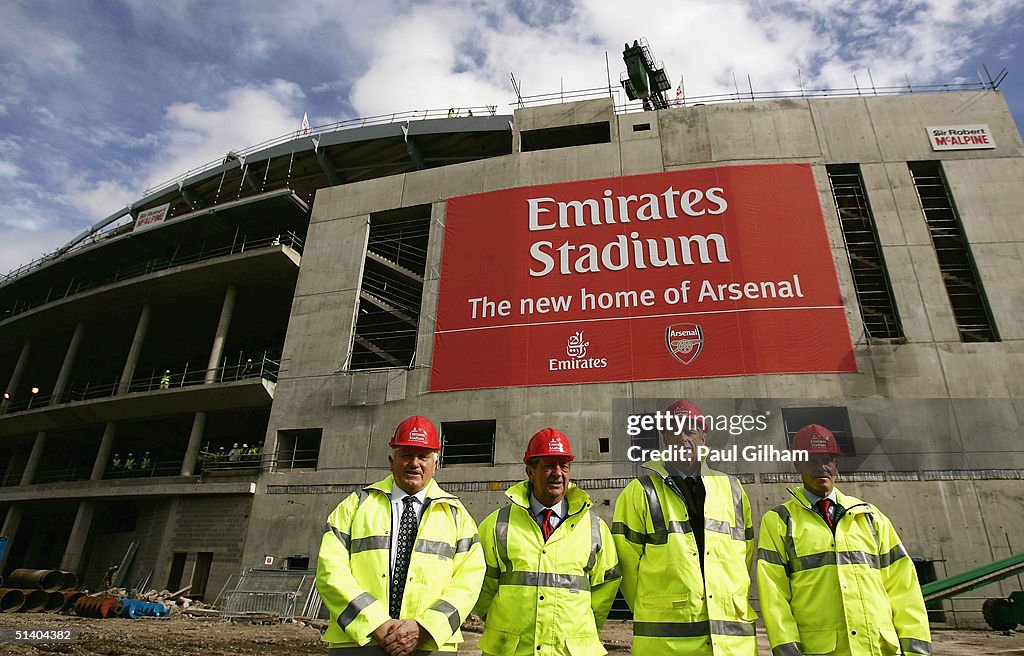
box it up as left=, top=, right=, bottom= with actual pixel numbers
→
left=802, top=488, right=838, bottom=521
left=529, top=494, right=567, bottom=532
left=389, top=486, right=427, bottom=576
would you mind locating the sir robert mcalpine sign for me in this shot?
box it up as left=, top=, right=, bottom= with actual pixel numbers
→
left=429, top=163, right=857, bottom=392
left=927, top=124, right=996, bottom=150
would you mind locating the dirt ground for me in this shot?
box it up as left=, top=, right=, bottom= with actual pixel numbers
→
left=0, top=613, right=1021, bottom=655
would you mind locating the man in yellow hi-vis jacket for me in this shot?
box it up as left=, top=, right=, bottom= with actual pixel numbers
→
left=475, top=428, right=620, bottom=656
left=613, top=400, right=757, bottom=656
left=757, top=424, right=931, bottom=656
left=316, top=416, right=485, bottom=656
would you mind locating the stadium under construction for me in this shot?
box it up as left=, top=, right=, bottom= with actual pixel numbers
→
left=0, top=78, right=1022, bottom=627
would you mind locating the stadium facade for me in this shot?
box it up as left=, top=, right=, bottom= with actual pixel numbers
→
left=1, top=88, right=1022, bottom=626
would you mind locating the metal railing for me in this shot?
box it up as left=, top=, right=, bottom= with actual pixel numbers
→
left=217, top=568, right=316, bottom=621
left=1, top=232, right=303, bottom=320
left=513, top=77, right=1006, bottom=114
left=0, top=354, right=279, bottom=415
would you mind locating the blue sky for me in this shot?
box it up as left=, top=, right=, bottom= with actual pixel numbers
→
left=1, top=0, right=1022, bottom=274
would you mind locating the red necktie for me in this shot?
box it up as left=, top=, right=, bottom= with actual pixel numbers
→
left=540, top=508, right=555, bottom=541
left=817, top=498, right=834, bottom=529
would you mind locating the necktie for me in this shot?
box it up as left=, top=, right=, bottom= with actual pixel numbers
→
left=390, top=496, right=417, bottom=618
left=540, top=508, right=555, bottom=541
left=817, top=498, right=835, bottom=529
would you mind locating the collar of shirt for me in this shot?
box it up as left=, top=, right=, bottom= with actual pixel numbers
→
left=529, top=494, right=567, bottom=528
left=666, top=460, right=703, bottom=481
left=802, top=487, right=837, bottom=507
left=391, top=485, right=428, bottom=507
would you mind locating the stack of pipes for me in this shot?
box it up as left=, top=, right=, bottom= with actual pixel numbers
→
left=0, top=568, right=81, bottom=613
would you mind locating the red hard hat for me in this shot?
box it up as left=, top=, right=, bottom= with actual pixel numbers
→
left=665, top=399, right=707, bottom=432
left=791, top=424, right=841, bottom=454
left=390, top=416, right=440, bottom=450
left=523, top=428, right=574, bottom=464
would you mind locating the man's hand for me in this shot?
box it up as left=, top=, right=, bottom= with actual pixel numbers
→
left=371, top=619, right=402, bottom=646
left=379, top=619, right=426, bottom=656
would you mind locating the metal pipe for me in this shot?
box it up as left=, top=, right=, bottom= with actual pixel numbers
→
left=0, top=589, right=24, bottom=613
left=18, top=589, right=49, bottom=612
left=61, top=591, right=84, bottom=612
left=6, top=569, right=63, bottom=592
left=44, top=592, right=65, bottom=613
left=59, top=571, right=78, bottom=591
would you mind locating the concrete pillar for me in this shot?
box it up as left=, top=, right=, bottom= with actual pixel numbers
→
left=60, top=500, right=95, bottom=572
left=180, top=412, right=207, bottom=476
left=52, top=321, right=85, bottom=403
left=205, top=285, right=237, bottom=383
left=118, top=304, right=151, bottom=394
left=91, top=422, right=117, bottom=480
left=0, top=506, right=23, bottom=571
left=1, top=340, right=31, bottom=412
left=21, top=431, right=47, bottom=485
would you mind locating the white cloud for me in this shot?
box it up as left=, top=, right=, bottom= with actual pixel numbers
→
left=0, top=3, right=81, bottom=72
left=0, top=160, right=18, bottom=179
left=142, top=79, right=306, bottom=191
left=342, top=0, right=1021, bottom=116
left=0, top=227, right=78, bottom=277
left=62, top=176, right=135, bottom=221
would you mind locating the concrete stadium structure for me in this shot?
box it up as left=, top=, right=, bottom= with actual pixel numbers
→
left=0, top=89, right=1022, bottom=626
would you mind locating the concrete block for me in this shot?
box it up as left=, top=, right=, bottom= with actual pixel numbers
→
left=906, top=244, right=960, bottom=343
left=513, top=98, right=615, bottom=133
left=944, top=157, right=1024, bottom=244
left=515, top=143, right=622, bottom=186
left=660, top=105, right=712, bottom=166
left=969, top=242, right=1024, bottom=340
left=810, top=97, right=880, bottom=163
left=315, top=176, right=406, bottom=220
left=860, top=164, right=907, bottom=246
left=705, top=100, right=819, bottom=162
left=294, top=216, right=368, bottom=297
left=279, top=292, right=358, bottom=378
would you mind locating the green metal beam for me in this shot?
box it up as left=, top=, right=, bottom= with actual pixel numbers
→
left=921, top=551, right=1024, bottom=602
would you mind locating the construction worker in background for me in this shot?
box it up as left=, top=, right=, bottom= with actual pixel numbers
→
left=216, top=445, right=227, bottom=461
left=140, top=451, right=153, bottom=471
left=101, top=564, right=119, bottom=589
left=229, top=443, right=241, bottom=462
left=757, top=424, right=931, bottom=656
left=447, top=108, right=456, bottom=118
left=613, top=400, right=756, bottom=656
left=111, top=453, right=122, bottom=471
left=475, top=428, right=620, bottom=655
left=316, top=416, right=485, bottom=656
left=123, top=453, right=136, bottom=472
left=160, top=369, right=170, bottom=389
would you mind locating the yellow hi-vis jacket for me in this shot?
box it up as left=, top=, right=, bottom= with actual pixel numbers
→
left=315, top=476, right=485, bottom=653
left=474, top=481, right=621, bottom=656
left=757, top=487, right=932, bottom=656
left=612, top=461, right=757, bottom=656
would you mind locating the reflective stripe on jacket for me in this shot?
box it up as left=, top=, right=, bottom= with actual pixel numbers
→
left=474, top=481, right=620, bottom=656
left=612, top=461, right=757, bottom=656
left=756, top=486, right=932, bottom=656
left=315, top=476, right=485, bottom=652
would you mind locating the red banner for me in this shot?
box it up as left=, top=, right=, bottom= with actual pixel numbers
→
left=430, top=164, right=856, bottom=392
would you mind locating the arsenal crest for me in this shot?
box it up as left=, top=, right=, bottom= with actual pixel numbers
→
left=666, top=323, right=704, bottom=364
